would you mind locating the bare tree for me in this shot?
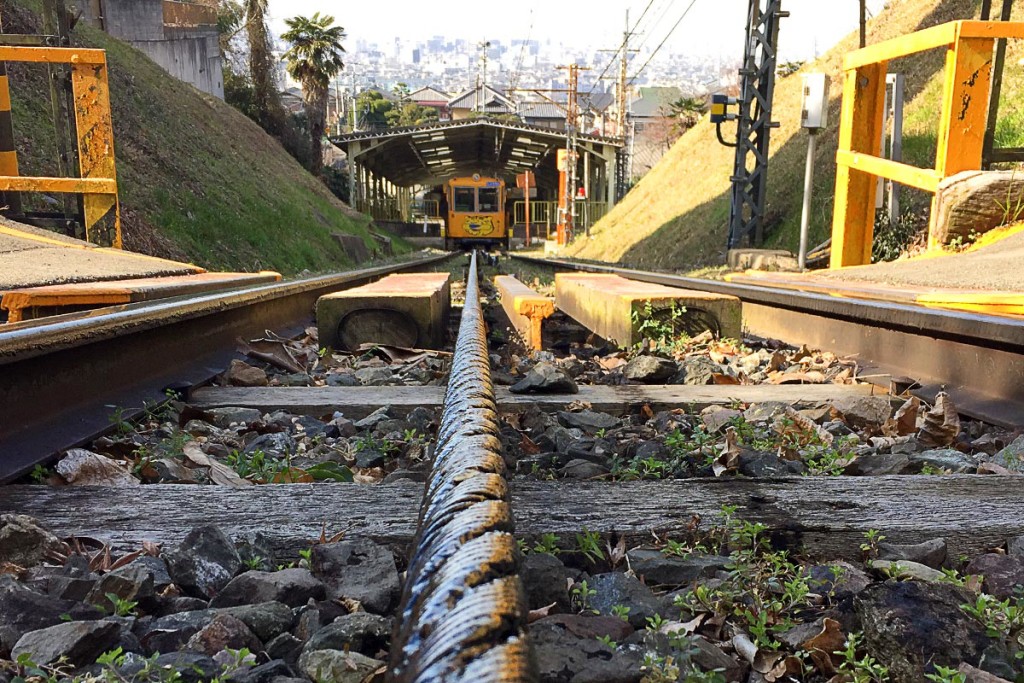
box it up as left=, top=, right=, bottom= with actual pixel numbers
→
left=245, top=0, right=281, bottom=131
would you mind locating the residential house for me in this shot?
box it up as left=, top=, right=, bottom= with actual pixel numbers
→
left=448, top=84, right=517, bottom=120
left=409, top=86, right=452, bottom=121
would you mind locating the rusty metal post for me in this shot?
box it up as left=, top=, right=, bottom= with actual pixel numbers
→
left=389, top=251, right=535, bottom=683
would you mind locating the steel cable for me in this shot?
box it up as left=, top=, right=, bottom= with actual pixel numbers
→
left=388, top=252, right=536, bottom=682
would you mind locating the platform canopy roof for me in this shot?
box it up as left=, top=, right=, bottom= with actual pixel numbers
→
left=331, top=119, right=621, bottom=191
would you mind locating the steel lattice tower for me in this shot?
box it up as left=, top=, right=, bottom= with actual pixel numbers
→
left=727, top=0, right=786, bottom=248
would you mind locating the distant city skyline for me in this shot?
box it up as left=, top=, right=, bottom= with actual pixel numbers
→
left=267, top=0, right=888, bottom=62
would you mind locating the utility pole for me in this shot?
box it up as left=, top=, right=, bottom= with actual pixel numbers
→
left=556, top=63, right=589, bottom=246
left=476, top=40, right=491, bottom=113
left=858, top=0, right=866, bottom=48
left=596, top=11, right=637, bottom=200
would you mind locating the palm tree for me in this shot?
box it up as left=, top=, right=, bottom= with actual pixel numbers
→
left=281, top=13, right=346, bottom=175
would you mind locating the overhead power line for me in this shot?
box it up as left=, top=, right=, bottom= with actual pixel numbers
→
left=628, top=0, right=700, bottom=86
left=509, top=10, right=534, bottom=95
left=584, top=0, right=656, bottom=98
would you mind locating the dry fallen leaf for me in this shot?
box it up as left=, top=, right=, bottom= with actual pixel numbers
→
left=528, top=602, right=557, bottom=623
left=713, top=427, right=742, bottom=477
left=597, top=356, right=627, bottom=370
left=801, top=618, right=845, bottom=675
left=917, top=392, right=960, bottom=448
left=768, top=371, right=826, bottom=385
left=183, top=442, right=253, bottom=488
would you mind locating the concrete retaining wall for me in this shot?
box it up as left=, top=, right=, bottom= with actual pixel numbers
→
left=79, top=0, right=224, bottom=100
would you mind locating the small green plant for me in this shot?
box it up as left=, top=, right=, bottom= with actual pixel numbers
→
left=96, top=647, right=127, bottom=667
left=645, top=613, right=668, bottom=632
left=924, top=665, right=967, bottom=683
left=595, top=634, right=617, bottom=649
left=570, top=580, right=598, bottom=614
left=641, top=652, right=681, bottom=683
left=802, top=444, right=849, bottom=476
left=353, top=434, right=398, bottom=456
left=631, top=300, right=688, bottom=351
left=835, top=632, right=889, bottom=682
left=611, top=604, right=631, bottom=622
left=29, top=464, right=51, bottom=484
left=219, top=647, right=257, bottom=675
left=994, top=170, right=1024, bottom=226
left=873, top=212, right=923, bottom=262
left=108, top=405, right=135, bottom=436
left=860, top=529, right=886, bottom=560
left=960, top=592, right=1024, bottom=646
left=298, top=548, right=312, bottom=568
left=662, top=537, right=708, bottom=558
left=575, top=528, right=606, bottom=564
left=227, top=449, right=288, bottom=483
left=937, top=568, right=971, bottom=587
left=243, top=556, right=265, bottom=570
left=595, top=428, right=607, bottom=438
left=104, top=592, right=138, bottom=617
left=531, top=533, right=562, bottom=556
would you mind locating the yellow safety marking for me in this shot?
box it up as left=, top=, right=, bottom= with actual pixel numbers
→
left=0, top=75, right=11, bottom=111
left=965, top=222, right=1024, bottom=252
left=95, top=247, right=205, bottom=271
left=0, top=225, right=95, bottom=250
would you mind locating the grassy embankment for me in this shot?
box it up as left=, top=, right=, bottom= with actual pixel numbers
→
left=566, top=0, right=1024, bottom=270
left=6, top=0, right=397, bottom=274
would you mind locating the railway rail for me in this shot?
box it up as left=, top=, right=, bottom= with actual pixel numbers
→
left=514, top=255, right=1024, bottom=429
left=3, top=252, right=1024, bottom=682
left=0, top=253, right=452, bottom=483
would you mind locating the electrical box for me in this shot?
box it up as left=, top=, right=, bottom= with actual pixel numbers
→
left=800, top=73, right=830, bottom=130
left=710, top=93, right=736, bottom=124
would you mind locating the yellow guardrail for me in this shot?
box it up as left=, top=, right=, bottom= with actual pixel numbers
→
left=512, top=201, right=609, bottom=238
left=831, top=20, right=1024, bottom=268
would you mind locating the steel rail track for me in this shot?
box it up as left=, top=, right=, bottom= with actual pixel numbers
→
left=0, top=254, right=453, bottom=483
left=513, top=255, right=1024, bottom=428
left=389, top=251, right=535, bottom=682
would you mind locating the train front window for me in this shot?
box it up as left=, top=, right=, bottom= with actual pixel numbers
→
left=478, top=187, right=500, bottom=213
left=453, top=187, right=475, bottom=212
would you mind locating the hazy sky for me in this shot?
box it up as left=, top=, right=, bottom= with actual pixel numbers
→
left=267, top=0, right=888, bottom=61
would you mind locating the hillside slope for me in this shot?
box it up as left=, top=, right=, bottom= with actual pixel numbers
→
left=4, top=0, right=383, bottom=274
left=568, top=0, right=1024, bottom=269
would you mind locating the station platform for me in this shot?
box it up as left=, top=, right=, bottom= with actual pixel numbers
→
left=727, top=226, right=1024, bottom=317
left=2, top=271, right=283, bottom=323
left=1, top=219, right=282, bottom=323
left=0, top=220, right=205, bottom=290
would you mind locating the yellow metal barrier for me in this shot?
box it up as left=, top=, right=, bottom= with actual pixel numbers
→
left=513, top=200, right=608, bottom=236
left=0, top=46, right=120, bottom=247
left=831, top=20, right=1024, bottom=268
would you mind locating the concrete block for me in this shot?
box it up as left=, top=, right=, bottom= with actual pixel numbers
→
left=494, top=275, right=554, bottom=350
left=727, top=249, right=799, bottom=271
left=555, top=273, right=741, bottom=347
left=332, top=233, right=371, bottom=262
left=316, top=273, right=450, bottom=351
